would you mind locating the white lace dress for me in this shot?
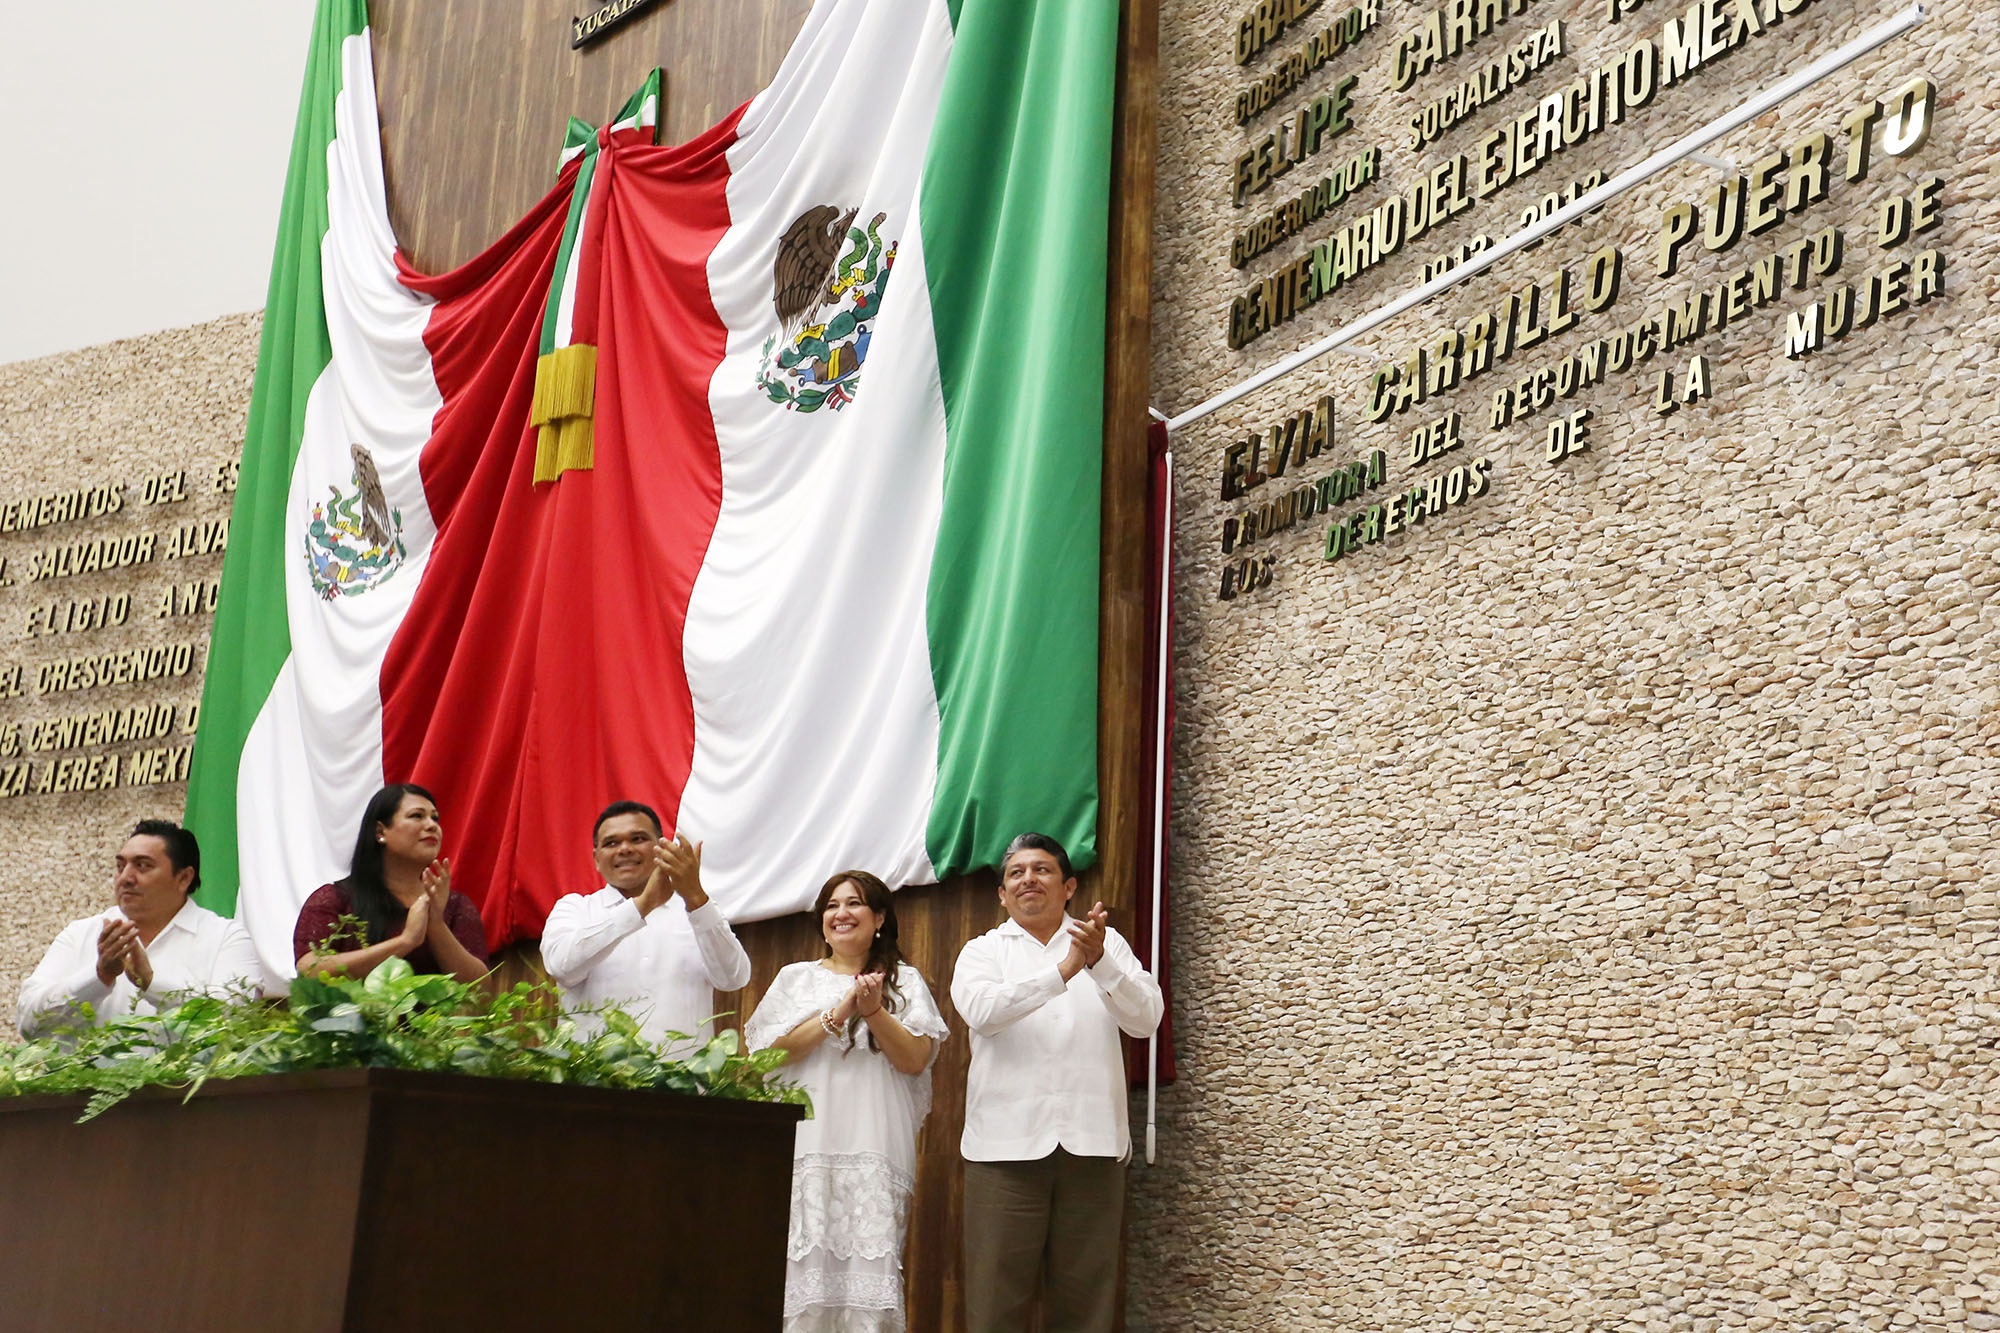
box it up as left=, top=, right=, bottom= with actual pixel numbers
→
left=745, top=961, right=949, bottom=1333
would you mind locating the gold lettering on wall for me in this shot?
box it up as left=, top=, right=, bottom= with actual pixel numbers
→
left=0, top=454, right=233, bottom=801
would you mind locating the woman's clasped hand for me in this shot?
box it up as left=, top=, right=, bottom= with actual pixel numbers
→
left=292, top=782, right=490, bottom=984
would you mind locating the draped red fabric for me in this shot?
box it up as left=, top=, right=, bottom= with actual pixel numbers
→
left=1128, top=420, right=1177, bottom=1087
left=381, top=111, right=746, bottom=951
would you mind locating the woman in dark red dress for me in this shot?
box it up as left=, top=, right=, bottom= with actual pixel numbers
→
left=292, top=783, right=489, bottom=983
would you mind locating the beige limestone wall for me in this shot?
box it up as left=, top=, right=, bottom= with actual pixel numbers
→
left=0, top=312, right=254, bottom=1040
left=1130, top=0, right=1998, bottom=1328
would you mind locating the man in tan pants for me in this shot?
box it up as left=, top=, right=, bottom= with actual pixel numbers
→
left=953, top=833, right=1164, bottom=1333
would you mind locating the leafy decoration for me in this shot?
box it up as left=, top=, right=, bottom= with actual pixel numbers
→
left=1, top=958, right=808, bottom=1122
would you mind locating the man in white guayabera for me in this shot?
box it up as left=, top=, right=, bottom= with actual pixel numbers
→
left=952, top=832, right=1163, bottom=1333
left=540, top=800, right=751, bottom=1048
left=18, top=820, right=262, bottom=1037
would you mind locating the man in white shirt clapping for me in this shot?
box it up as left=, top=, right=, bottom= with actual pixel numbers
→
left=540, top=801, right=752, bottom=1049
left=952, top=832, right=1164, bottom=1333
left=17, top=820, right=262, bottom=1038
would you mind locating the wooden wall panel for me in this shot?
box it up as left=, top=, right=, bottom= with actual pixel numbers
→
left=1100, top=0, right=1163, bottom=927
left=370, top=0, right=812, bottom=273
left=1100, top=1, right=1161, bottom=1326
left=366, top=2, right=1156, bottom=1328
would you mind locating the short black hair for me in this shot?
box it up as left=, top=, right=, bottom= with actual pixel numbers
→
left=131, top=819, right=201, bottom=893
left=1001, top=832, right=1072, bottom=881
left=593, top=800, right=663, bottom=844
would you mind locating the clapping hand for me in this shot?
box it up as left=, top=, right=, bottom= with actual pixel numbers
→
left=417, top=857, right=453, bottom=940
left=422, top=857, right=452, bottom=913
left=94, top=917, right=141, bottom=987
left=853, top=971, right=885, bottom=1017
left=398, top=888, right=433, bottom=954
left=654, top=835, right=709, bottom=910
left=121, top=934, right=154, bottom=992
left=1064, top=901, right=1109, bottom=971
left=829, top=978, right=862, bottom=1028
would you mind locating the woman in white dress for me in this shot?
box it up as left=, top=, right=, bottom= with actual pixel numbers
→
left=745, top=871, right=949, bottom=1333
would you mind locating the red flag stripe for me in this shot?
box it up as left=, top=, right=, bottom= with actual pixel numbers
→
left=384, top=111, right=745, bottom=950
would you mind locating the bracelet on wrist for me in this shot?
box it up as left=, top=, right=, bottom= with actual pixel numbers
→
left=819, top=1009, right=841, bottom=1037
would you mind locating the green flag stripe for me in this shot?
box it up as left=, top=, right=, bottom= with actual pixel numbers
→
left=611, top=68, right=661, bottom=132
left=539, top=149, right=600, bottom=355
left=185, top=0, right=366, bottom=916
left=542, top=72, right=657, bottom=355
left=919, top=0, right=1116, bottom=876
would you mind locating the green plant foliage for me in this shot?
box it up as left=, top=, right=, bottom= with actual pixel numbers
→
left=0, top=958, right=809, bottom=1123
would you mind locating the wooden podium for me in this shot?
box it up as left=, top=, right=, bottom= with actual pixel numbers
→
left=0, top=1068, right=804, bottom=1331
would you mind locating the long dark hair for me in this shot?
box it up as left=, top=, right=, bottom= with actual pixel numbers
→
left=813, top=870, right=905, bottom=1047
left=340, top=783, right=438, bottom=948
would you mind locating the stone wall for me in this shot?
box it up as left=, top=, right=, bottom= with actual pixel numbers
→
left=1128, top=0, right=1998, bottom=1328
left=0, top=313, right=254, bottom=1040
left=4, top=4, right=1997, bottom=1325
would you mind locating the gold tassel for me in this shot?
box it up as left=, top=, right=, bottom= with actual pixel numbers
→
left=532, top=344, right=597, bottom=421
left=533, top=423, right=562, bottom=484
left=531, top=344, right=598, bottom=484
left=555, top=416, right=594, bottom=474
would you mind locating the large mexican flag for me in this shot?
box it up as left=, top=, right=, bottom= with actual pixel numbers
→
left=187, top=0, right=1113, bottom=979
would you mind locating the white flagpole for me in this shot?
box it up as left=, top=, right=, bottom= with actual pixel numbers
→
left=1146, top=439, right=1172, bottom=1166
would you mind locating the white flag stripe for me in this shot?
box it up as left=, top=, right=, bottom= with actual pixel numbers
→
left=676, top=0, right=955, bottom=917
left=551, top=169, right=593, bottom=352
left=235, top=28, right=441, bottom=982
left=609, top=93, right=657, bottom=135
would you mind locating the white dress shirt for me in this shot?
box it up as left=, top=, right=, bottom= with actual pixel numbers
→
left=16, top=898, right=263, bottom=1038
left=953, top=915, right=1163, bottom=1163
left=541, top=885, right=753, bottom=1049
